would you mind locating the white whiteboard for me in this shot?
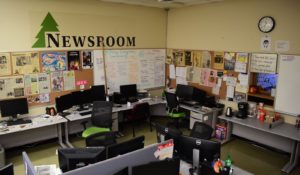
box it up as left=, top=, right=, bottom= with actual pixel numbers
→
left=93, top=50, right=105, bottom=86
left=100, top=49, right=165, bottom=92
left=275, top=55, right=300, bottom=116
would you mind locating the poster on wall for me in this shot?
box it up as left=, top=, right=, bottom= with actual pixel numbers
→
left=213, top=52, right=224, bottom=70
left=38, top=73, right=51, bottom=94
left=224, top=52, right=236, bottom=70
left=51, top=71, right=64, bottom=92
left=173, top=50, right=185, bottom=66
left=63, top=71, right=75, bottom=91
left=67, top=51, right=80, bottom=70
left=201, top=51, right=211, bottom=68
left=24, top=74, right=39, bottom=95
left=192, top=51, right=202, bottom=67
left=82, top=50, right=93, bottom=69
left=41, top=51, right=67, bottom=72
left=207, top=69, right=217, bottom=87
left=235, top=52, right=248, bottom=73
left=0, top=53, right=12, bottom=76
left=0, top=76, right=24, bottom=99
left=11, top=52, right=40, bottom=74
left=184, top=51, right=192, bottom=66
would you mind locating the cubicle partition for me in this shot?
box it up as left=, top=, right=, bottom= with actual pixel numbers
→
left=63, top=140, right=169, bottom=175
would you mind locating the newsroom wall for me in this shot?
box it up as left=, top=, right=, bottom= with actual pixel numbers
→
left=0, top=0, right=167, bottom=116
left=166, top=0, right=300, bottom=123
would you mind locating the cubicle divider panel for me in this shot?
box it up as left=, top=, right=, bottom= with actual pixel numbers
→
left=63, top=140, right=171, bottom=175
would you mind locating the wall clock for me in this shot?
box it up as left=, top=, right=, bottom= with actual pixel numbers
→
left=258, top=16, right=275, bottom=33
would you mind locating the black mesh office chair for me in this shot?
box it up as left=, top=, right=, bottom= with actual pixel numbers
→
left=189, top=121, right=213, bottom=140
left=0, top=163, right=14, bottom=175
left=81, top=101, right=113, bottom=138
left=126, top=102, right=152, bottom=137
left=85, top=131, right=117, bottom=147
left=164, top=91, right=185, bottom=128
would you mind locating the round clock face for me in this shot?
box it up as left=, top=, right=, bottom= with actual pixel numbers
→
left=258, top=16, right=275, bottom=33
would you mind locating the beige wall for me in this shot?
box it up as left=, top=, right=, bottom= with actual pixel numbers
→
left=167, top=0, right=300, bottom=54
left=167, top=0, right=300, bottom=124
left=0, top=0, right=167, bottom=117
left=0, top=0, right=167, bottom=52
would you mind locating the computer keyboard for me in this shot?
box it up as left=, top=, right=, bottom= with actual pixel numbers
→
left=7, top=119, right=32, bottom=126
left=59, top=112, right=71, bottom=117
left=79, top=111, right=92, bottom=116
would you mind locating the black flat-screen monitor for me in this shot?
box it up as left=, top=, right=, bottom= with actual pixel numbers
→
left=58, top=147, right=106, bottom=173
left=113, top=167, right=129, bottom=175
left=55, top=93, right=74, bottom=113
left=0, top=98, right=28, bottom=120
left=131, top=157, right=180, bottom=175
left=176, top=84, right=193, bottom=101
left=155, top=123, right=182, bottom=152
left=120, top=84, right=137, bottom=98
left=0, top=163, right=14, bottom=175
left=177, top=135, right=220, bottom=164
left=192, top=88, right=206, bottom=105
left=107, top=135, right=144, bottom=159
left=91, top=85, right=106, bottom=101
left=72, top=89, right=93, bottom=110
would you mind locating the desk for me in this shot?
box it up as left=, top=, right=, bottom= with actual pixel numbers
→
left=180, top=160, right=253, bottom=175
left=64, top=98, right=165, bottom=147
left=0, top=115, right=68, bottom=149
left=219, top=115, right=300, bottom=174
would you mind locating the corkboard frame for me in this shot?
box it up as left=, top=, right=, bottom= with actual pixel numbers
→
left=165, top=49, right=245, bottom=100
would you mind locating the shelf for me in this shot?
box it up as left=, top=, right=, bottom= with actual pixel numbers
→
left=248, top=93, right=274, bottom=100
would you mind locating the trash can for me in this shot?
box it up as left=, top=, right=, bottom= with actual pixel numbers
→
left=0, top=144, right=5, bottom=168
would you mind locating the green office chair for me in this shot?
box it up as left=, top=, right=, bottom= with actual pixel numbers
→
left=81, top=101, right=113, bottom=138
left=164, top=91, right=186, bottom=128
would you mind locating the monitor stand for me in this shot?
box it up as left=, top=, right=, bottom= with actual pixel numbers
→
left=191, top=148, right=200, bottom=175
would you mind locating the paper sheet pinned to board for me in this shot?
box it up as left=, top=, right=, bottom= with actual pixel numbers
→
left=169, top=64, right=176, bottom=79
left=212, top=86, right=220, bottom=95
left=226, top=77, right=237, bottom=87
left=235, top=83, right=248, bottom=93
left=176, top=77, right=187, bottom=85
left=226, top=85, right=235, bottom=99
left=238, top=74, right=249, bottom=86
left=176, top=67, right=187, bottom=78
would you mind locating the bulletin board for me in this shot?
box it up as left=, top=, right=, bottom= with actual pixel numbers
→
left=166, top=49, right=249, bottom=102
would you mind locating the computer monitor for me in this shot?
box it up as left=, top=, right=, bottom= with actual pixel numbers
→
left=113, top=167, right=129, bottom=175
left=0, top=163, right=14, bottom=175
left=72, top=89, right=93, bottom=110
left=91, top=85, right=106, bottom=101
left=120, top=84, right=137, bottom=99
left=131, top=157, right=180, bottom=175
left=58, top=147, right=106, bottom=173
left=155, top=123, right=182, bottom=152
left=55, top=93, right=74, bottom=113
left=107, top=135, right=145, bottom=159
left=192, top=88, right=206, bottom=105
left=0, top=98, right=28, bottom=120
left=177, top=135, right=220, bottom=164
left=175, top=84, right=193, bottom=101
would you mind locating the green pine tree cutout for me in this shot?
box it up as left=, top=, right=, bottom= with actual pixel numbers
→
left=32, top=12, right=59, bottom=48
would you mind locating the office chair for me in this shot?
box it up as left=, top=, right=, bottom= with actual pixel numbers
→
left=81, top=101, right=113, bottom=138
left=189, top=121, right=213, bottom=140
left=126, top=102, right=152, bottom=137
left=85, top=131, right=117, bottom=147
left=164, top=91, right=186, bottom=128
left=0, top=163, right=14, bottom=175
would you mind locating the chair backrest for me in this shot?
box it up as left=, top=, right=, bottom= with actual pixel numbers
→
left=164, top=91, right=179, bottom=112
left=155, top=123, right=182, bottom=143
left=190, top=121, right=213, bottom=140
left=128, top=102, right=150, bottom=121
left=0, top=163, right=14, bottom=175
left=85, top=131, right=117, bottom=147
left=91, top=101, right=113, bottom=128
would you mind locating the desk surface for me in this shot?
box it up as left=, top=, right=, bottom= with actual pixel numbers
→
left=0, top=115, right=67, bottom=135
left=65, top=98, right=165, bottom=122
left=219, top=115, right=300, bottom=141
